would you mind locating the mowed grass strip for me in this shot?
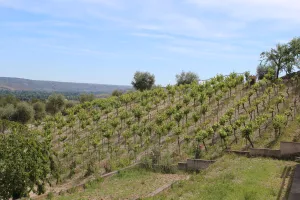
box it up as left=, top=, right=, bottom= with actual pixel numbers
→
left=148, top=154, right=296, bottom=200
left=55, top=168, right=186, bottom=200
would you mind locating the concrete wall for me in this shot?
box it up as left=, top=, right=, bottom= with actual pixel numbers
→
left=178, top=162, right=187, bottom=171
left=280, top=142, right=300, bottom=156
left=249, top=148, right=281, bottom=158
left=186, top=159, right=216, bottom=171
left=226, top=150, right=250, bottom=156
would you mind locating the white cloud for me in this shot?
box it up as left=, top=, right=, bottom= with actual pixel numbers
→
left=186, top=0, right=300, bottom=22
left=131, top=32, right=175, bottom=40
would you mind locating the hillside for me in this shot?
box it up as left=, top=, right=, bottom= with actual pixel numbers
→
left=0, top=77, right=131, bottom=94
left=1, top=72, right=300, bottom=200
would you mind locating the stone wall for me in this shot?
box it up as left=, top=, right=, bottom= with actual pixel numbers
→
left=249, top=148, right=281, bottom=158
left=280, top=142, right=300, bottom=156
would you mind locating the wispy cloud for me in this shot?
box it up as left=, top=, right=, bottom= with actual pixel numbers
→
left=131, top=32, right=175, bottom=40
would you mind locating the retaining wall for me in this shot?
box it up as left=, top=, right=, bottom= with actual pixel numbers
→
left=178, top=159, right=216, bottom=171
left=249, top=148, right=281, bottom=158
left=178, top=162, right=187, bottom=171
left=281, top=142, right=300, bottom=156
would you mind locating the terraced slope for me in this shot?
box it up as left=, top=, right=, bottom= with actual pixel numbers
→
left=148, top=154, right=297, bottom=200
left=22, top=72, right=300, bottom=197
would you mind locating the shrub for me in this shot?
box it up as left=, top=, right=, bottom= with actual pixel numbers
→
left=46, top=192, right=54, bottom=200
left=159, top=153, right=177, bottom=174
left=85, top=161, right=96, bottom=177
left=249, top=75, right=257, bottom=85
left=140, top=155, right=153, bottom=170
left=102, top=160, right=112, bottom=173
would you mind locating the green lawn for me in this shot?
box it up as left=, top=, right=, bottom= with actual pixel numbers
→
left=147, top=154, right=296, bottom=200
left=54, top=168, right=186, bottom=200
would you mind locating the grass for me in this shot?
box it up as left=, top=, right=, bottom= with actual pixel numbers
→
left=54, top=167, right=186, bottom=200
left=147, top=154, right=296, bottom=200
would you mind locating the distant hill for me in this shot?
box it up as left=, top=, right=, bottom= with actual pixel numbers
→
left=0, top=77, right=132, bottom=94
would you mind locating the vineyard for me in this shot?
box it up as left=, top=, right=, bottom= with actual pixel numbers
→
left=1, top=70, right=300, bottom=199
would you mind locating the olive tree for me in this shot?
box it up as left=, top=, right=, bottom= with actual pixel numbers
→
left=131, top=71, right=155, bottom=91
left=33, top=102, right=46, bottom=121
left=260, top=43, right=295, bottom=79
left=46, top=94, right=65, bottom=115
left=176, top=71, right=199, bottom=85
left=13, top=102, right=34, bottom=124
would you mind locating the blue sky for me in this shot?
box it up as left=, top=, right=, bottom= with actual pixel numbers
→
left=1, top=0, right=300, bottom=86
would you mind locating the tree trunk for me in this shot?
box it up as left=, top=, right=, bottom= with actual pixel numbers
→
left=234, top=130, right=237, bottom=144
left=202, top=141, right=207, bottom=152
left=178, top=136, right=181, bottom=155
left=247, top=136, right=254, bottom=148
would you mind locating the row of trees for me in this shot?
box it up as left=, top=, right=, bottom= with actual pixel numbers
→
left=0, top=94, right=79, bottom=124
left=131, top=71, right=200, bottom=91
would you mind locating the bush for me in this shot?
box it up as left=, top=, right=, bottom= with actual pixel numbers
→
left=140, top=155, right=153, bottom=170
left=46, top=192, right=54, bottom=200
left=68, top=161, right=76, bottom=178
left=13, top=102, right=34, bottom=124
left=150, top=148, right=161, bottom=165
left=46, top=94, right=65, bottom=115
left=102, top=160, right=113, bottom=173
left=33, top=102, right=46, bottom=120
left=159, top=153, right=177, bottom=174
left=249, top=76, right=257, bottom=85
left=85, top=161, right=96, bottom=177
left=0, top=104, right=15, bottom=121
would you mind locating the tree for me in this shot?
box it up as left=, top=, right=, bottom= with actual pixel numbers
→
left=174, top=127, right=183, bottom=154
left=131, top=71, right=155, bottom=91
left=260, top=43, right=295, bottom=79
left=33, top=102, right=46, bottom=121
left=272, top=114, right=287, bottom=137
left=79, top=93, right=95, bottom=103
left=46, top=94, right=65, bottom=115
left=241, top=123, right=254, bottom=148
left=0, top=104, right=16, bottom=121
left=289, top=37, right=300, bottom=67
left=195, top=129, right=208, bottom=152
left=112, top=89, right=124, bottom=97
left=13, top=102, right=34, bottom=124
left=256, top=64, right=275, bottom=80
left=0, top=125, right=55, bottom=200
left=176, top=71, right=199, bottom=85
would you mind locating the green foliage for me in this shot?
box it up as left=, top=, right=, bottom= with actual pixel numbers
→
left=13, top=102, right=34, bottom=124
left=79, top=93, right=95, bottom=103
left=131, top=71, right=155, bottom=91
left=46, top=94, right=65, bottom=115
left=260, top=38, right=300, bottom=79
left=272, top=114, right=287, bottom=136
left=256, top=64, right=275, bottom=80
left=33, top=101, right=46, bottom=120
left=0, top=122, right=54, bottom=200
left=112, top=89, right=124, bottom=97
left=176, top=71, right=199, bottom=85
left=0, top=104, right=16, bottom=121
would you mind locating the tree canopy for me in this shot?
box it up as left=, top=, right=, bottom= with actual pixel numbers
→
left=46, top=94, right=65, bottom=115
left=79, top=93, right=96, bottom=103
left=176, top=71, right=199, bottom=85
left=0, top=121, right=55, bottom=200
left=13, top=102, right=34, bottom=124
left=260, top=38, right=300, bottom=79
left=131, top=71, right=155, bottom=91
